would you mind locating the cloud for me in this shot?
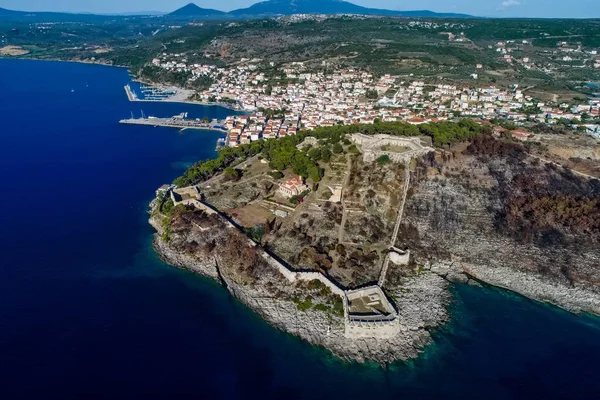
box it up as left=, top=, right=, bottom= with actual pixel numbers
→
left=497, top=0, right=521, bottom=10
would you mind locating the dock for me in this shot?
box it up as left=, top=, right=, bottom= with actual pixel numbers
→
left=124, top=84, right=138, bottom=101
left=119, top=116, right=227, bottom=132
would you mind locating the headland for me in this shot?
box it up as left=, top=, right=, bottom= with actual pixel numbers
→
left=147, top=123, right=600, bottom=365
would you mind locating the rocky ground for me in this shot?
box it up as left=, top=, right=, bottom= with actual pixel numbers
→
left=398, top=137, right=600, bottom=315
left=149, top=133, right=600, bottom=365
left=149, top=206, right=450, bottom=365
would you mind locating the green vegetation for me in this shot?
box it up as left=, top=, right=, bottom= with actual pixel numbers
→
left=139, top=66, right=214, bottom=90
left=332, top=142, right=344, bottom=154
left=4, top=14, right=600, bottom=89
left=313, top=303, right=330, bottom=312
left=332, top=298, right=344, bottom=317
left=172, top=120, right=487, bottom=189
left=294, top=297, right=314, bottom=312
left=289, top=189, right=311, bottom=205
left=223, top=166, right=241, bottom=182
left=245, top=224, right=266, bottom=242
left=365, top=89, right=379, bottom=99
left=268, top=171, right=285, bottom=179
left=376, top=155, right=391, bottom=165
left=308, top=119, right=487, bottom=147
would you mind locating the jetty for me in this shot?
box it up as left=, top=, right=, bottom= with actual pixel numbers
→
left=119, top=114, right=227, bottom=132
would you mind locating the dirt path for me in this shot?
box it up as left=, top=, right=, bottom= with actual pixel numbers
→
left=337, top=155, right=353, bottom=243
left=529, top=153, right=598, bottom=180
left=378, top=161, right=410, bottom=287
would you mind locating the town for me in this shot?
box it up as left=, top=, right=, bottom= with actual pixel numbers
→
left=150, top=54, right=600, bottom=145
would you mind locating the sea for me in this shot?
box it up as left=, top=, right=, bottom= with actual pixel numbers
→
left=1, top=58, right=600, bottom=399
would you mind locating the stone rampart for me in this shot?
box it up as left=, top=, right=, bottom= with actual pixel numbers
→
left=169, top=188, right=407, bottom=339
left=345, top=319, right=400, bottom=339
left=350, top=133, right=434, bottom=163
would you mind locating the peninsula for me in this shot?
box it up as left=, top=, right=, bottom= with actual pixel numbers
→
left=149, top=121, right=600, bottom=364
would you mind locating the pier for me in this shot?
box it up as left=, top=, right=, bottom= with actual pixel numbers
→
left=119, top=115, right=227, bottom=132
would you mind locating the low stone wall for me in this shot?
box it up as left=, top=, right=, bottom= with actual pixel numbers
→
left=345, top=319, right=400, bottom=339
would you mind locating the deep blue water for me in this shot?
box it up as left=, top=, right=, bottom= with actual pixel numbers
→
left=1, top=59, right=600, bottom=399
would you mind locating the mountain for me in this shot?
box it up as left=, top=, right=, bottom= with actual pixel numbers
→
left=0, top=7, right=118, bottom=21
left=228, top=0, right=472, bottom=18
left=0, top=1, right=473, bottom=22
left=169, top=3, right=226, bottom=17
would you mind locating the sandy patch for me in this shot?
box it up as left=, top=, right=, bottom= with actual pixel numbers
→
left=0, top=46, right=30, bottom=56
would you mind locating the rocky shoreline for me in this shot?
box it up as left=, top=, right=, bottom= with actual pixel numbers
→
left=150, top=214, right=451, bottom=365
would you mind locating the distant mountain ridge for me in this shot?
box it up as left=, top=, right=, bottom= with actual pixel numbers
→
left=0, top=1, right=474, bottom=20
left=226, top=0, right=472, bottom=18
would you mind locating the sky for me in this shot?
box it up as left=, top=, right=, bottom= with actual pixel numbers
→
left=1, top=0, right=600, bottom=18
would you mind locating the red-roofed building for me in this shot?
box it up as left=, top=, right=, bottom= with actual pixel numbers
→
left=511, top=128, right=534, bottom=141
left=278, top=176, right=309, bottom=198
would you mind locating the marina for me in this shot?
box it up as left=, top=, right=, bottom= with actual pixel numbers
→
left=124, top=84, right=194, bottom=103
left=119, top=113, right=227, bottom=132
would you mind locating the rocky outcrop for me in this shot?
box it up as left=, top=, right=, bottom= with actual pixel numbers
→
left=400, top=148, right=600, bottom=315
left=150, top=207, right=450, bottom=365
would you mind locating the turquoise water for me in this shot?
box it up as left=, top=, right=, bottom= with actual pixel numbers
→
left=1, top=58, right=600, bottom=399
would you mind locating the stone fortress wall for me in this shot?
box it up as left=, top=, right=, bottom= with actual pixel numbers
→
left=350, top=133, right=434, bottom=163
left=168, top=142, right=415, bottom=339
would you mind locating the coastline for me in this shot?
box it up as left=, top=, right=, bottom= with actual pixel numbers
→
left=1, top=56, right=244, bottom=112
left=148, top=211, right=450, bottom=366
left=127, top=78, right=243, bottom=111
left=16, top=55, right=597, bottom=365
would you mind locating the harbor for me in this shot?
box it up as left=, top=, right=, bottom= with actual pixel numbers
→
left=119, top=112, right=227, bottom=133
left=124, top=84, right=194, bottom=103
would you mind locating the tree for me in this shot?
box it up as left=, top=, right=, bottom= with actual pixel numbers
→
left=223, top=166, right=241, bottom=182
left=332, top=143, right=343, bottom=154
left=320, top=147, right=332, bottom=162
left=308, top=147, right=321, bottom=162
left=365, top=89, right=378, bottom=99
left=376, top=155, right=391, bottom=165
left=268, top=171, right=284, bottom=179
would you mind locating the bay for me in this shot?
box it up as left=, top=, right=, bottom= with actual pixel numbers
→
left=1, top=59, right=600, bottom=399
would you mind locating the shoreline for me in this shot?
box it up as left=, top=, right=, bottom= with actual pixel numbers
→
left=127, top=79, right=243, bottom=111
left=1, top=56, right=244, bottom=112
left=148, top=210, right=450, bottom=366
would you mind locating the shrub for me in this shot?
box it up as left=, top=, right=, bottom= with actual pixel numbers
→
left=223, top=166, right=241, bottom=182
left=268, top=171, right=284, bottom=179
left=376, top=155, right=391, bottom=165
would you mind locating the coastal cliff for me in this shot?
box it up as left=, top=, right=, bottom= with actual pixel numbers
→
left=149, top=131, right=599, bottom=365
left=399, top=137, right=600, bottom=315
left=149, top=206, right=450, bottom=365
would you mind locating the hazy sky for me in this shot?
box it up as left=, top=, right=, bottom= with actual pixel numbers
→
left=2, top=0, right=600, bottom=18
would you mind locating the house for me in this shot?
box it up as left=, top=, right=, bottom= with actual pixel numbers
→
left=511, top=128, right=534, bottom=141
left=278, top=176, right=309, bottom=198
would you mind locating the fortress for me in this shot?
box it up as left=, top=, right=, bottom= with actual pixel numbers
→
left=168, top=186, right=408, bottom=339
left=350, top=133, right=434, bottom=163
